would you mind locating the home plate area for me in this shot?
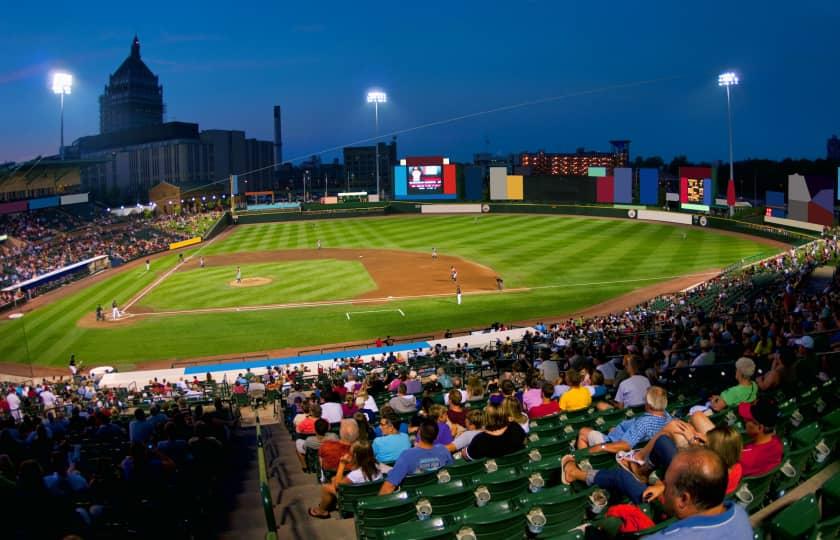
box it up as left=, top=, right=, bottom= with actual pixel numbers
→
left=346, top=308, right=405, bottom=320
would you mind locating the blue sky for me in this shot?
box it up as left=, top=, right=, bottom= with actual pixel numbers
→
left=0, top=0, right=838, bottom=164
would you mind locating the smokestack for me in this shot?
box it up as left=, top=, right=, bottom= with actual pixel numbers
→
left=273, top=105, right=283, bottom=170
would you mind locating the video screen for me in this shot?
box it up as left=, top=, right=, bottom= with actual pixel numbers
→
left=408, top=165, right=443, bottom=194
left=686, top=178, right=704, bottom=203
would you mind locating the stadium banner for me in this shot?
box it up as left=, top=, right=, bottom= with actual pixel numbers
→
left=421, top=204, right=483, bottom=214
left=764, top=215, right=825, bottom=233
left=60, top=193, right=89, bottom=206
left=0, top=200, right=28, bottom=215
left=588, top=166, right=607, bottom=177
left=765, top=191, right=786, bottom=218
left=639, top=168, right=659, bottom=205
left=596, top=176, right=614, bottom=203
left=681, top=203, right=710, bottom=212
left=637, top=209, right=692, bottom=225
left=169, top=237, right=202, bottom=250
left=489, top=167, right=508, bottom=200
left=505, top=175, right=524, bottom=200
left=463, top=166, right=483, bottom=200
left=702, top=179, right=713, bottom=206
left=613, top=168, right=632, bottom=204
left=28, top=196, right=60, bottom=210
left=393, top=166, right=408, bottom=197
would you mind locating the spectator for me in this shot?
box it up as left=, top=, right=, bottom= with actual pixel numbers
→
left=528, top=382, right=559, bottom=419
left=756, top=348, right=797, bottom=392
left=608, top=356, right=650, bottom=409
left=378, top=418, right=453, bottom=495
left=643, top=448, right=752, bottom=539
left=538, top=353, right=560, bottom=383
left=559, top=369, right=592, bottom=412
left=388, top=384, right=417, bottom=414
left=319, top=419, right=359, bottom=474
left=296, top=403, right=321, bottom=435
left=446, top=410, right=484, bottom=454
left=429, top=405, right=454, bottom=446
left=690, top=340, right=715, bottom=367
left=296, top=418, right=337, bottom=470
left=522, top=376, right=544, bottom=411
left=500, top=395, right=530, bottom=433
left=465, top=376, right=485, bottom=402
left=372, top=414, right=410, bottom=463
left=129, top=408, right=153, bottom=444
left=436, top=368, right=453, bottom=390
left=709, top=357, right=758, bottom=412
left=577, top=386, right=670, bottom=453
left=446, top=389, right=467, bottom=427
left=404, top=371, right=423, bottom=395
left=320, top=391, right=343, bottom=424
left=462, top=403, right=526, bottom=461
left=737, top=397, right=783, bottom=477
left=309, top=441, right=385, bottom=518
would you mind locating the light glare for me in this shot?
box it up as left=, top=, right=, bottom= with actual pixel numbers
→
left=366, top=90, right=387, bottom=103
left=718, top=72, right=739, bottom=87
left=52, top=72, right=73, bottom=95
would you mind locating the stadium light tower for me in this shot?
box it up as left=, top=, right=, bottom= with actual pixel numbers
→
left=52, top=72, right=73, bottom=160
left=366, top=90, right=387, bottom=199
left=718, top=71, right=738, bottom=216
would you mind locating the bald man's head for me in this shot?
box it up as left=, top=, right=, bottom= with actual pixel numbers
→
left=663, top=447, right=727, bottom=519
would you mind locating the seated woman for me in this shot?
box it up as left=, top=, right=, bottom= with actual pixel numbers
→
left=462, top=403, right=526, bottom=461
left=309, top=441, right=385, bottom=518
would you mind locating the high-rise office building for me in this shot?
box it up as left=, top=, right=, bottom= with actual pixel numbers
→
left=99, top=36, right=165, bottom=134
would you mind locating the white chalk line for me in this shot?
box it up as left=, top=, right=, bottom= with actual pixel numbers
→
left=123, top=234, right=224, bottom=311
left=345, top=308, right=405, bottom=320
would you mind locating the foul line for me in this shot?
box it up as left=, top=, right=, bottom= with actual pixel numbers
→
left=345, top=308, right=405, bottom=320
left=123, top=233, right=224, bottom=312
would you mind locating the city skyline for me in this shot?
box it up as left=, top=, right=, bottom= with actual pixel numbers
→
left=1, top=1, right=839, bottom=166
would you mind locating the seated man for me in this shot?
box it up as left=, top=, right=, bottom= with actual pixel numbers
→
left=388, top=384, right=418, bottom=414
left=446, top=410, right=484, bottom=454
left=598, top=356, right=649, bottom=410
left=319, top=419, right=359, bottom=475
left=296, top=418, right=337, bottom=471
left=372, top=414, right=411, bottom=463
left=577, top=386, right=669, bottom=453
left=707, top=357, right=758, bottom=412
left=379, top=418, right=453, bottom=495
left=644, top=448, right=752, bottom=538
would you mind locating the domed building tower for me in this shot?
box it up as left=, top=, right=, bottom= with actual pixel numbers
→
left=99, top=36, right=164, bottom=134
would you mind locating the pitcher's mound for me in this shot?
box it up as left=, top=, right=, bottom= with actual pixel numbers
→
left=229, top=277, right=272, bottom=288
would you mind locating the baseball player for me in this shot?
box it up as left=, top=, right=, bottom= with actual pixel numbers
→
left=236, top=266, right=242, bottom=284
left=111, top=300, right=120, bottom=320
left=145, top=259, right=150, bottom=272
left=317, top=239, right=321, bottom=250
left=456, top=285, right=462, bottom=305
left=200, top=256, right=205, bottom=268
left=432, top=247, right=437, bottom=260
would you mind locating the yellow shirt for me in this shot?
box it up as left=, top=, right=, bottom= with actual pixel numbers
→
left=559, top=386, right=592, bottom=411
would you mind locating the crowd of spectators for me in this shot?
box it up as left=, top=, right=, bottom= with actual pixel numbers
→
left=0, top=208, right=222, bottom=307
left=263, top=237, right=840, bottom=535
left=0, top=372, right=239, bottom=538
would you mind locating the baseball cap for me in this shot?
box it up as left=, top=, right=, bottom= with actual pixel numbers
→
left=739, top=397, right=779, bottom=427
left=795, top=336, right=815, bottom=349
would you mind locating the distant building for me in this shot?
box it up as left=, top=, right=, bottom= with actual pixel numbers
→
left=828, top=135, right=840, bottom=161
left=520, top=140, right=630, bottom=176
left=99, top=36, right=165, bottom=134
left=69, top=36, right=274, bottom=202
left=473, top=152, right=516, bottom=170
left=343, top=140, right=397, bottom=194
left=0, top=159, right=87, bottom=203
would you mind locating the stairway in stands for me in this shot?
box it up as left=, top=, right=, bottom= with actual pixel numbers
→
left=218, top=408, right=356, bottom=540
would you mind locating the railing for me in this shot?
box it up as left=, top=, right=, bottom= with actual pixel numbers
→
left=255, top=414, right=278, bottom=540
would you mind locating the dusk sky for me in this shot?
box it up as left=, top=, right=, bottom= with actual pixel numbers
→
left=1, top=1, right=838, bottom=165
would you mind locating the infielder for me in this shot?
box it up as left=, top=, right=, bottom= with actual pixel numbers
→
left=200, top=256, right=205, bottom=268
left=456, top=285, right=462, bottom=305
left=432, top=247, right=437, bottom=260
left=145, top=259, right=150, bottom=271
left=236, top=266, right=242, bottom=284
left=111, top=300, right=120, bottom=320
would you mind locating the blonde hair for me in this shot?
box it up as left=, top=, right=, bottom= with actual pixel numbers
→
left=706, top=425, right=743, bottom=469
left=483, top=403, right=509, bottom=430
left=467, top=376, right=484, bottom=398
left=500, top=396, right=527, bottom=424
left=430, top=404, right=448, bottom=420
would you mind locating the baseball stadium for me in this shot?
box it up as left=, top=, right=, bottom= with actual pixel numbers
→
left=2, top=13, right=840, bottom=540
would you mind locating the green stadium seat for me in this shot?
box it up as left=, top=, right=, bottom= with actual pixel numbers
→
left=820, top=471, right=840, bottom=520
left=356, top=491, right=420, bottom=540
left=380, top=516, right=459, bottom=540
left=735, top=466, right=781, bottom=514
left=414, top=479, right=477, bottom=516
left=813, top=515, right=840, bottom=540
left=337, top=479, right=385, bottom=515
left=398, top=471, right=439, bottom=490
left=523, top=454, right=566, bottom=488
left=471, top=468, right=530, bottom=502
left=768, top=494, right=820, bottom=540
left=443, top=458, right=486, bottom=481
left=772, top=443, right=812, bottom=498
left=484, top=448, right=530, bottom=471
left=450, top=499, right=527, bottom=540
left=515, top=485, right=591, bottom=538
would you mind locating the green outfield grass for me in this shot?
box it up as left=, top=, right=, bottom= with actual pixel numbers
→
left=137, top=260, right=376, bottom=310
left=0, top=215, right=782, bottom=368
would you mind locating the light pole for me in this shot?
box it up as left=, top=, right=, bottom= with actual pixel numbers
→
left=8, top=313, right=33, bottom=379
left=366, top=90, right=387, bottom=199
left=718, top=71, right=739, bottom=216
left=52, top=72, right=73, bottom=160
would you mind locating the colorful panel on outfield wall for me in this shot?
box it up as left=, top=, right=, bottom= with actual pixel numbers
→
left=614, top=168, right=632, bottom=204
left=505, top=175, right=524, bottom=200
left=703, top=179, right=713, bottom=206
left=523, top=176, right=595, bottom=202
left=588, top=166, right=607, bottom=177
left=394, top=164, right=457, bottom=200
left=28, top=196, right=60, bottom=210
left=596, top=176, right=614, bottom=203
left=766, top=190, right=786, bottom=218
left=788, top=173, right=834, bottom=226
left=639, top=168, right=658, bottom=205
left=489, top=167, right=508, bottom=200
left=0, top=200, right=27, bottom=215
left=464, top=166, right=483, bottom=200
left=394, top=166, right=408, bottom=197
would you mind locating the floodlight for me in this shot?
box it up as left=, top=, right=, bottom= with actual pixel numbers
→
left=52, top=72, right=73, bottom=95
left=718, top=72, right=739, bottom=87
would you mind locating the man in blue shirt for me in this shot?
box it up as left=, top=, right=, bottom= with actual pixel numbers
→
left=577, top=386, right=670, bottom=453
left=645, top=447, right=752, bottom=539
left=379, top=418, right=452, bottom=495
left=372, top=414, right=411, bottom=463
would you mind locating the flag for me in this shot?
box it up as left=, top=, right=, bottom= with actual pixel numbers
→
left=726, top=178, right=736, bottom=206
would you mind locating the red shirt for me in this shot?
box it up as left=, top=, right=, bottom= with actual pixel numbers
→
left=740, top=436, right=783, bottom=477
left=447, top=408, right=467, bottom=427
left=319, top=440, right=351, bottom=471
left=529, top=401, right=560, bottom=419
left=726, top=463, right=743, bottom=494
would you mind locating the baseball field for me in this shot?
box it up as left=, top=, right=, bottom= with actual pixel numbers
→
left=0, top=214, right=784, bottom=369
